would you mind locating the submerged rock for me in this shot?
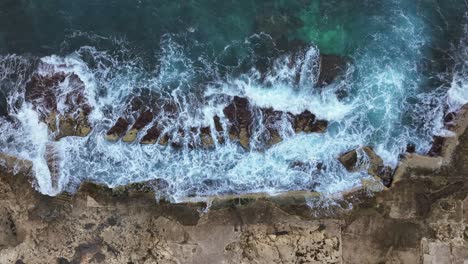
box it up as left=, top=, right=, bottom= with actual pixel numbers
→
left=317, top=55, right=347, bottom=87
left=200, top=126, right=215, bottom=149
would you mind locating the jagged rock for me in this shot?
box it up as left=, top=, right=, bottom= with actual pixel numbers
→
left=260, top=108, right=284, bottom=147
left=158, top=133, right=170, bottom=146
left=317, top=55, right=347, bottom=87
left=106, top=118, right=130, bottom=141
left=122, top=110, right=154, bottom=143
left=223, top=96, right=253, bottom=150
left=140, top=124, right=162, bottom=145
left=338, top=147, right=394, bottom=187
left=213, top=115, right=225, bottom=144
left=291, top=110, right=328, bottom=134
left=25, top=71, right=93, bottom=139
left=200, top=126, right=215, bottom=149
left=428, top=136, right=445, bottom=157
left=170, top=128, right=186, bottom=149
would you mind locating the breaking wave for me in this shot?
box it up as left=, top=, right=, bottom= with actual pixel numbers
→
left=0, top=1, right=466, bottom=201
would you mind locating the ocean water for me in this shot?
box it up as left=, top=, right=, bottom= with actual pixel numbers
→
left=0, top=0, right=467, bottom=200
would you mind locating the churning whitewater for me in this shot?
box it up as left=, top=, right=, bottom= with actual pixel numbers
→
left=0, top=0, right=467, bottom=201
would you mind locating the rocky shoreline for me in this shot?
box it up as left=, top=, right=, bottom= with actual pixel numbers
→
left=0, top=104, right=467, bottom=263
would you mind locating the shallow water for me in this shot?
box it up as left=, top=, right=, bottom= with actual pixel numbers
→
left=0, top=0, right=467, bottom=200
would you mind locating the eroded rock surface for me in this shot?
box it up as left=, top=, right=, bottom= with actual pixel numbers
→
left=25, top=68, right=92, bottom=140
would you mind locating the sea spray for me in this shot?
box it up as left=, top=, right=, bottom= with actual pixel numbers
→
left=0, top=0, right=466, bottom=201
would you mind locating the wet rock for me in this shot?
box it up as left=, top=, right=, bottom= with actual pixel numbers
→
left=200, top=126, right=215, bottom=149
left=122, top=110, right=154, bottom=143
left=106, top=118, right=129, bottom=141
left=213, top=115, right=225, bottom=144
left=45, top=143, right=60, bottom=189
left=25, top=72, right=93, bottom=139
left=338, top=147, right=393, bottom=186
left=428, top=136, right=445, bottom=157
left=140, top=124, right=162, bottom=145
left=317, top=55, right=347, bottom=87
left=158, top=133, right=170, bottom=146
left=406, top=143, right=416, bottom=153
left=223, top=96, right=253, bottom=150
left=260, top=108, right=284, bottom=147
left=291, top=110, right=328, bottom=133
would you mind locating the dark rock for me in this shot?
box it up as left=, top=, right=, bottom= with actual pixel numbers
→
left=338, top=147, right=392, bottom=186
left=25, top=72, right=93, bottom=138
left=292, top=110, right=328, bottom=133
left=317, top=55, right=347, bottom=87
left=106, top=118, right=129, bottom=141
left=140, top=124, right=161, bottom=144
left=223, top=96, right=253, bottom=150
left=292, top=110, right=315, bottom=133
left=406, top=143, right=416, bottom=153
left=338, top=149, right=358, bottom=172
left=213, top=115, right=225, bottom=144
left=122, top=110, right=154, bottom=143
left=260, top=108, right=284, bottom=147
left=200, top=126, right=215, bottom=149
left=428, top=136, right=445, bottom=157
left=170, top=128, right=186, bottom=148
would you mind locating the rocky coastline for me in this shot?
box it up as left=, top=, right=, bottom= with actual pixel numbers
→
left=0, top=103, right=467, bottom=263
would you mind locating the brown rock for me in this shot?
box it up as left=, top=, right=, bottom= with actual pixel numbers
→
left=106, top=118, right=129, bottom=141
left=223, top=96, right=253, bottom=150
left=25, top=72, right=93, bottom=139
left=140, top=125, right=162, bottom=145
left=213, top=115, right=225, bottom=144
left=122, top=111, right=154, bottom=143
left=338, top=147, right=393, bottom=186
left=260, top=108, right=284, bottom=147
left=291, top=110, right=328, bottom=134
left=158, top=133, right=170, bottom=146
left=200, top=126, right=215, bottom=149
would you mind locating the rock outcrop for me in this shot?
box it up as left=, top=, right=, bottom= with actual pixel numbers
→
left=223, top=96, right=254, bottom=150
left=122, top=110, right=154, bottom=143
left=25, top=69, right=92, bottom=140
left=104, top=96, right=328, bottom=151
left=339, top=147, right=394, bottom=187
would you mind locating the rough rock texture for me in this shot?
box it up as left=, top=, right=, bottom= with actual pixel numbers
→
left=339, top=146, right=394, bottom=187
left=105, top=118, right=130, bottom=142
left=0, top=109, right=467, bottom=264
left=25, top=70, right=93, bottom=140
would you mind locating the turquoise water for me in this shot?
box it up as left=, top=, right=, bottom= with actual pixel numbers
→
left=0, top=0, right=467, bottom=199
